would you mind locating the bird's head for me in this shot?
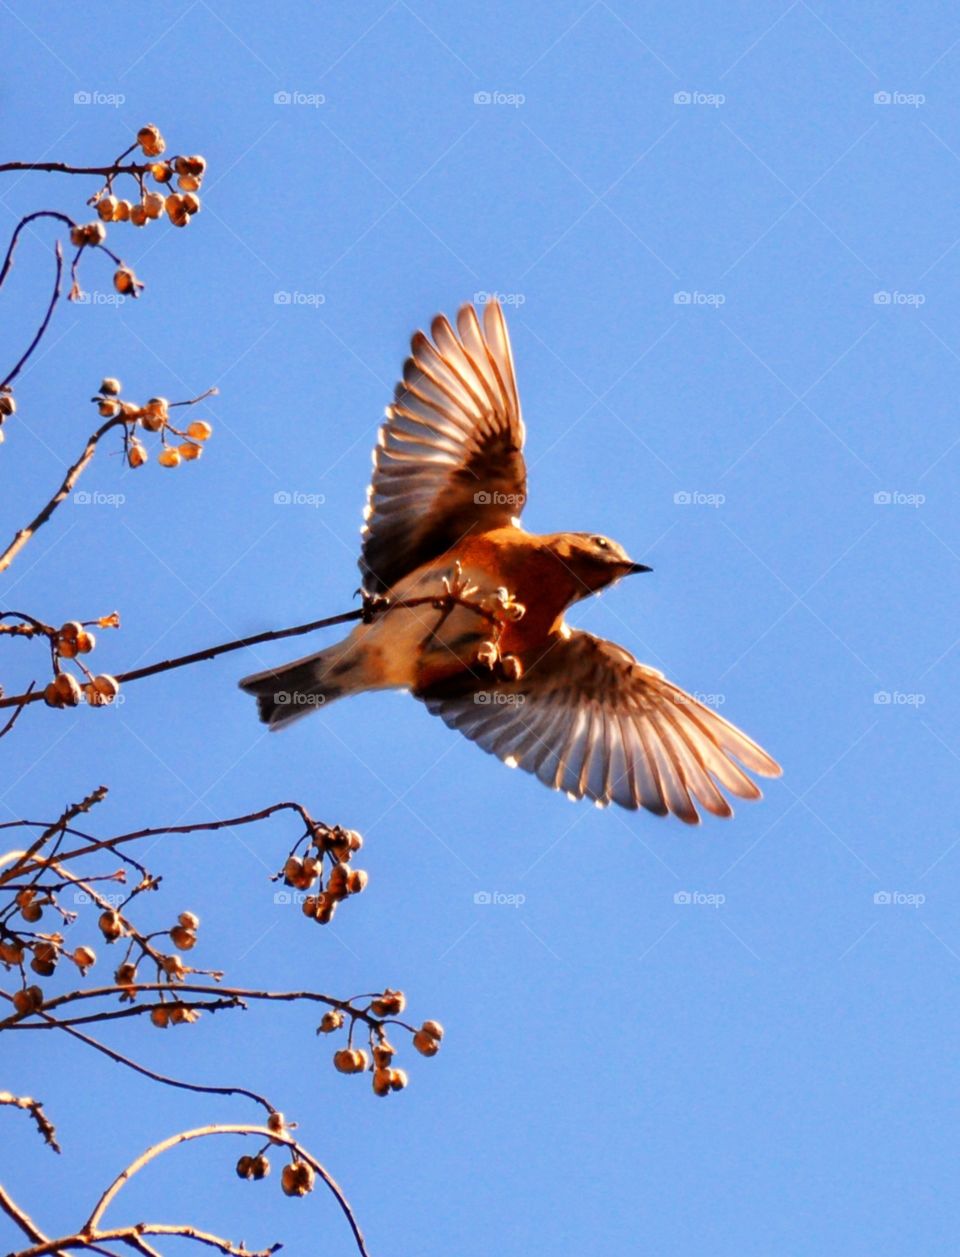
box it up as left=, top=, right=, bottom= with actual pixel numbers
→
left=545, top=532, right=652, bottom=595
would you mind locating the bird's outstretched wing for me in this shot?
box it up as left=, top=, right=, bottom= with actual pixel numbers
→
left=417, top=629, right=782, bottom=823
left=359, top=300, right=527, bottom=593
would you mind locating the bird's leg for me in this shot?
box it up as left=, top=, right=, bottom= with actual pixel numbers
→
left=360, top=590, right=391, bottom=623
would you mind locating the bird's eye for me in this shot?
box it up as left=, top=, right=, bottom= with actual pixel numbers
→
left=592, top=536, right=609, bottom=550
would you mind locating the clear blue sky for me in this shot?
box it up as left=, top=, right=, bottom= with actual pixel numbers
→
left=3, top=3, right=960, bottom=1254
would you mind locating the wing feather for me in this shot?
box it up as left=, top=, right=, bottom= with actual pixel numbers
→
left=360, top=301, right=526, bottom=593
left=418, top=629, right=780, bottom=821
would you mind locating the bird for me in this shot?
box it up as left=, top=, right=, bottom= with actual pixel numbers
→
left=239, top=299, right=781, bottom=822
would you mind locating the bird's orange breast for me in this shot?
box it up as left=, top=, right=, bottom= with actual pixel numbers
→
left=446, top=527, right=576, bottom=654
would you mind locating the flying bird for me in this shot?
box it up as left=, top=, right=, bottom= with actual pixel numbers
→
left=240, top=300, right=781, bottom=822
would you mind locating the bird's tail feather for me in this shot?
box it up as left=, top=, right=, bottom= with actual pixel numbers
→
left=238, top=640, right=360, bottom=730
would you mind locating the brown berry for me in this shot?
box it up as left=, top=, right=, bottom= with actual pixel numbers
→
left=372, top=1068, right=392, bottom=1096
left=169, top=925, right=197, bottom=951
left=371, top=988, right=405, bottom=1017
left=113, top=267, right=142, bottom=297
left=413, top=1029, right=440, bottom=1057
left=137, top=125, right=166, bottom=157
left=281, top=1160, right=315, bottom=1198
left=12, top=986, right=43, bottom=1015
left=75, top=630, right=95, bottom=654
left=99, top=910, right=123, bottom=942
left=143, top=192, right=165, bottom=220
left=127, top=440, right=148, bottom=468
left=318, top=1009, right=344, bottom=1033
left=30, top=942, right=58, bottom=976
left=157, top=447, right=181, bottom=469
left=73, top=945, right=96, bottom=972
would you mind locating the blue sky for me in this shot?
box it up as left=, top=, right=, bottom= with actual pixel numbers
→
left=3, top=3, right=960, bottom=1254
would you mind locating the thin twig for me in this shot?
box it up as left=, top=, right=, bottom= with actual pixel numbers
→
left=81, top=1125, right=370, bottom=1257
left=0, top=586, right=489, bottom=710
left=0, top=162, right=156, bottom=178
left=0, top=1090, right=60, bottom=1153
left=0, top=416, right=125, bottom=574
left=2, top=242, right=63, bottom=391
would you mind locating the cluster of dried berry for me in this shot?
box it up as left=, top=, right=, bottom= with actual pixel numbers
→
left=92, top=376, right=213, bottom=469
left=0, top=874, right=210, bottom=1028
left=318, top=987, right=444, bottom=1097
left=93, top=125, right=205, bottom=231
left=235, top=1114, right=318, bottom=1197
left=281, top=823, right=368, bottom=926
left=42, top=613, right=121, bottom=708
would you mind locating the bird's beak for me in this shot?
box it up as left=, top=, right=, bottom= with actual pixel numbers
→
left=626, top=562, right=652, bottom=575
